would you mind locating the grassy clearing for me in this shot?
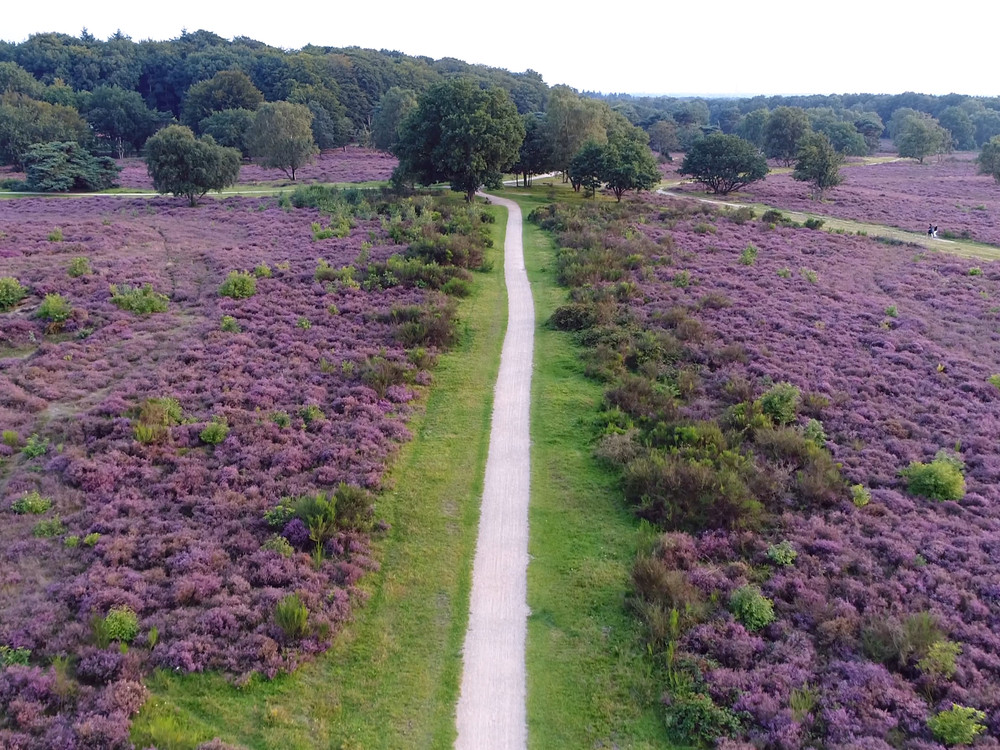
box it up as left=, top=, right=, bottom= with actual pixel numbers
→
left=131, top=199, right=508, bottom=750
left=503, top=188, right=672, bottom=749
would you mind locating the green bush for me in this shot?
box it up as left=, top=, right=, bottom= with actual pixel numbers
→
left=109, top=283, right=169, bottom=314
left=885, top=304, right=898, bottom=318
left=11, top=490, right=52, bottom=514
left=64, top=535, right=80, bottom=548
left=68, top=256, right=92, bottom=277
left=851, top=484, right=871, bottom=507
left=441, top=277, right=471, bottom=297
left=334, top=482, right=374, bottom=531
left=220, top=315, right=241, bottom=332
left=803, top=418, right=827, bottom=447
left=918, top=640, right=962, bottom=680
left=83, top=532, right=100, bottom=547
left=295, top=317, right=311, bottom=330
left=275, top=594, right=309, bottom=640
left=104, top=605, right=139, bottom=643
left=672, top=270, right=691, bottom=288
left=199, top=418, right=229, bottom=445
left=766, top=540, right=797, bottom=566
left=804, top=217, right=825, bottom=230
left=738, top=244, right=758, bottom=266
left=989, top=373, right=1000, bottom=390
left=1, top=430, right=18, bottom=447
left=264, top=502, right=296, bottom=528
left=901, top=450, right=965, bottom=501
left=263, top=534, right=294, bottom=557
left=758, top=382, right=800, bottom=425
left=35, top=293, right=72, bottom=324
left=269, top=410, right=291, bottom=428
left=777, top=268, right=792, bottom=278
left=299, top=405, right=325, bottom=425
left=22, top=434, right=48, bottom=458
left=33, top=517, right=66, bottom=537
left=664, top=693, right=741, bottom=746
left=761, top=209, right=785, bottom=224
left=968, top=267, right=984, bottom=277
left=927, top=704, right=986, bottom=746
left=0, top=277, right=27, bottom=311
left=48, top=228, right=63, bottom=242
left=0, top=645, right=31, bottom=667
left=729, top=585, right=776, bottom=631
left=219, top=271, right=257, bottom=299
left=253, top=263, right=272, bottom=278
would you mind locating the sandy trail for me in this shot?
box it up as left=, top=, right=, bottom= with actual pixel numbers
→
left=455, top=194, right=532, bottom=750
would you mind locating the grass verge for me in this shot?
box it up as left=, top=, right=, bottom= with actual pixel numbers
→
left=507, top=188, right=673, bottom=748
left=131, top=199, right=508, bottom=750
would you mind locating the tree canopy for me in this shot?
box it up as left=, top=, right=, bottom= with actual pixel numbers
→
left=792, top=132, right=844, bottom=199
left=392, top=78, right=524, bottom=201
left=679, top=133, right=769, bottom=195
left=248, top=101, right=318, bottom=180
left=764, top=106, right=811, bottom=165
left=181, top=70, right=264, bottom=129
left=144, top=124, right=241, bottom=205
left=977, top=136, right=1000, bottom=183
left=23, top=141, right=120, bottom=191
left=894, top=112, right=950, bottom=163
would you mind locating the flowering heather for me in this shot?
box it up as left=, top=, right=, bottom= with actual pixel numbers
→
left=739, top=154, right=1000, bottom=246
left=539, top=195, right=1000, bottom=747
left=0, top=190, right=477, bottom=745
left=115, top=147, right=398, bottom=190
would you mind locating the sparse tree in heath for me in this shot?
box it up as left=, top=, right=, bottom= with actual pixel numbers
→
left=977, top=135, right=1000, bottom=183
left=764, top=106, right=811, bottom=165
left=145, top=124, right=241, bottom=206
left=371, top=87, right=418, bottom=153
left=181, top=70, right=264, bottom=129
left=601, top=138, right=660, bottom=201
left=894, top=112, right=950, bottom=163
left=679, top=133, right=769, bottom=195
left=248, top=101, right=318, bottom=180
left=792, top=131, right=844, bottom=199
left=568, top=140, right=605, bottom=196
left=393, top=78, right=524, bottom=202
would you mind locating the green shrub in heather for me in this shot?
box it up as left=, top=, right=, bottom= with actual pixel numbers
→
left=199, top=417, right=229, bottom=444
left=21, top=434, right=48, bottom=458
left=220, top=315, right=241, bottom=332
left=851, top=484, right=871, bottom=507
left=36, top=293, right=72, bottom=323
left=766, top=540, right=797, bottom=566
left=67, top=256, right=92, bottom=277
left=11, top=490, right=52, bottom=514
left=927, top=704, right=986, bottom=746
left=901, top=450, right=965, bottom=501
left=109, top=283, right=169, bottom=314
left=262, top=535, right=294, bottom=557
left=729, top=584, right=776, bottom=631
left=219, top=270, right=257, bottom=299
left=275, top=594, right=309, bottom=640
left=664, top=693, right=741, bottom=746
left=758, top=382, right=800, bottom=425
left=33, top=517, right=66, bottom=537
left=0, top=277, right=27, bottom=311
left=104, top=606, right=139, bottom=643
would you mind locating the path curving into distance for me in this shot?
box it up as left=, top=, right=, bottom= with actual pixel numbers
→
left=455, top=194, right=533, bottom=750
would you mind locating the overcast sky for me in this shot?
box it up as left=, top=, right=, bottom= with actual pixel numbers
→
left=3, top=0, right=994, bottom=97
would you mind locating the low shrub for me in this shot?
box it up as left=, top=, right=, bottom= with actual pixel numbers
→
left=334, top=482, right=374, bottom=531
left=270, top=410, right=291, bottom=428
left=901, top=450, right=965, bottom=501
left=851, top=484, right=871, bottom=507
left=33, top=517, right=66, bottom=538
left=664, top=693, right=741, bottom=747
left=219, top=271, right=257, bottom=299
left=918, top=640, right=961, bottom=680
left=262, top=535, right=294, bottom=558
left=275, top=594, right=309, bottom=640
left=109, top=283, right=169, bottom=314
left=804, top=217, right=825, bottom=230
left=1, top=430, right=18, bottom=447
left=885, top=304, right=898, bottom=318
left=0, top=277, right=27, bottom=311
left=441, top=277, right=471, bottom=297
left=220, top=315, right=241, bottom=332
left=104, top=605, right=139, bottom=643
left=989, top=374, right=1000, bottom=390
left=83, top=532, right=100, bottom=547
left=298, top=404, right=325, bottom=425
left=48, top=228, right=63, bottom=242
left=0, top=645, right=31, bottom=667
left=761, top=209, right=785, bottom=224
left=758, top=381, right=800, bottom=425
left=766, top=540, right=797, bottom=566
left=729, top=585, right=776, bottom=631
left=36, top=293, right=72, bottom=323
left=199, top=417, right=229, bottom=445
left=927, top=704, right=986, bottom=746
left=738, top=244, right=758, bottom=266
left=67, top=256, right=92, bottom=277
left=11, top=490, right=52, bottom=514
left=253, top=263, right=272, bottom=278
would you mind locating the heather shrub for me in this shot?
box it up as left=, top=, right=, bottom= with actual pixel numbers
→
left=33, top=517, right=66, bottom=537
left=729, top=585, right=776, bottom=631
left=766, top=540, right=797, bottom=566
left=758, top=382, right=800, bottom=425
left=199, top=417, right=229, bottom=445
left=218, top=271, right=257, bottom=299
left=606, top=375, right=678, bottom=424
left=927, top=704, right=986, bottom=746
left=901, top=450, right=965, bottom=501
left=35, top=293, right=72, bottom=323
left=631, top=554, right=705, bottom=621
left=103, top=606, right=139, bottom=644
left=220, top=315, right=241, bottom=332
left=11, top=490, right=52, bottom=514
left=22, top=433, right=48, bottom=458
left=862, top=611, right=943, bottom=668
left=664, top=693, right=741, bottom=747
left=275, top=594, right=309, bottom=640
left=109, top=283, right=169, bottom=314
left=68, top=256, right=92, bottom=277
left=0, top=276, right=27, bottom=310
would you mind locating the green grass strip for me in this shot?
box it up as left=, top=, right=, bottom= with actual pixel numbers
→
left=508, top=190, right=673, bottom=748
left=131, top=202, right=508, bottom=750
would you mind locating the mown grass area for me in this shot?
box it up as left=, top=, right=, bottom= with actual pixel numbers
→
left=131, top=198, right=508, bottom=750
left=504, top=187, right=673, bottom=749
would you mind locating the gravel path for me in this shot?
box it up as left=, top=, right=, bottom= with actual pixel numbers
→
left=455, top=194, right=533, bottom=750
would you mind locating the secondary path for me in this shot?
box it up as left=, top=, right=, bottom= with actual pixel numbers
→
left=455, top=194, right=533, bottom=750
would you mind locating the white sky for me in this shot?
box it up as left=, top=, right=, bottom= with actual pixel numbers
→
left=3, top=0, right=995, bottom=97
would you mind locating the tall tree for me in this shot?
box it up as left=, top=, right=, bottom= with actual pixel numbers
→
left=181, top=70, right=263, bottom=129
left=568, top=140, right=605, bottom=196
left=894, top=113, right=949, bottom=163
left=737, top=109, right=770, bottom=149
left=145, top=124, right=240, bottom=205
left=976, top=135, right=1000, bottom=183
left=199, top=108, right=255, bottom=157
left=511, top=112, right=554, bottom=186
left=647, top=119, right=680, bottom=156
left=371, top=87, right=417, bottom=152
left=80, top=85, right=167, bottom=158
left=545, top=85, right=610, bottom=175
left=764, top=106, right=811, bottom=165
left=679, top=133, right=769, bottom=195
left=248, top=101, right=317, bottom=180
left=792, top=131, right=844, bottom=199
left=938, top=106, right=976, bottom=150
left=600, top=138, right=660, bottom=201
left=393, top=78, right=524, bottom=201
left=853, top=112, right=885, bottom=154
